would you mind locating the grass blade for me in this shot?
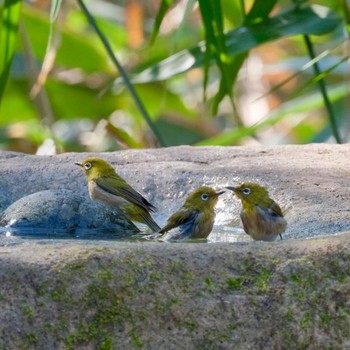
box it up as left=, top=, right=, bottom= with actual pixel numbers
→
left=149, top=0, right=173, bottom=46
left=303, top=34, right=342, bottom=143
left=0, top=0, right=22, bottom=106
left=76, top=0, right=165, bottom=147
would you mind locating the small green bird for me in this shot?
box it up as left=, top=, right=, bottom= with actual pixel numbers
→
left=153, top=186, right=224, bottom=242
left=226, top=182, right=287, bottom=241
left=75, top=157, right=160, bottom=232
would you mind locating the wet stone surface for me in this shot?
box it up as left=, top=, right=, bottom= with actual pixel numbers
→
left=0, top=144, right=350, bottom=240
left=0, top=189, right=138, bottom=239
left=0, top=145, right=350, bottom=348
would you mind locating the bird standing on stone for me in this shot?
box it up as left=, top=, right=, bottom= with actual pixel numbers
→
left=226, top=182, right=287, bottom=241
left=150, top=186, right=224, bottom=242
left=75, top=157, right=160, bottom=232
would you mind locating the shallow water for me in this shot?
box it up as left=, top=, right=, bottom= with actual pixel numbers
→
left=0, top=226, right=138, bottom=246
left=0, top=224, right=267, bottom=247
left=0, top=176, right=298, bottom=246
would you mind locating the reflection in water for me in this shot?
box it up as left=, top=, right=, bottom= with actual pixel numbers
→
left=208, top=226, right=250, bottom=243
left=0, top=222, right=290, bottom=246
left=0, top=226, right=137, bottom=243
left=0, top=224, right=250, bottom=246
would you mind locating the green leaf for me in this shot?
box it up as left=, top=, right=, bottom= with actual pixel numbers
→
left=131, top=83, right=196, bottom=120
left=0, top=79, right=38, bottom=124
left=0, top=0, right=22, bottom=105
left=0, top=78, right=124, bottom=122
left=198, top=0, right=215, bottom=100
left=221, top=0, right=244, bottom=26
left=21, top=5, right=114, bottom=73
left=245, top=0, right=278, bottom=23
left=212, top=0, right=279, bottom=118
left=198, top=0, right=232, bottom=102
left=149, top=0, right=173, bottom=45
left=46, top=80, right=122, bottom=120
left=125, top=5, right=341, bottom=84
left=340, top=0, right=350, bottom=25
left=197, top=83, right=350, bottom=146
left=154, top=119, right=204, bottom=146
left=212, top=52, right=247, bottom=116
left=106, top=122, right=142, bottom=149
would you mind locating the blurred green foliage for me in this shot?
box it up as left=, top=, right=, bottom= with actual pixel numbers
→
left=0, top=0, right=349, bottom=153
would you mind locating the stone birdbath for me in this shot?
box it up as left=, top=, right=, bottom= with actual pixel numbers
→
left=0, top=144, right=349, bottom=349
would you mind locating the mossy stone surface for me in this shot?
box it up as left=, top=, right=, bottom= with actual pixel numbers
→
left=0, top=145, right=350, bottom=348
left=0, top=236, right=349, bottom=349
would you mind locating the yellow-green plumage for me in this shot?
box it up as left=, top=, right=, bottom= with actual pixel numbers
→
left=157, top=186, right=224, bottom=242
left=75, top=157, right=160, bottom=232
left=227, top=182, right=287, bottom=241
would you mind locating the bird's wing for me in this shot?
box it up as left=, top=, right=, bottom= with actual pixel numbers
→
left=159, top=209, right=197, bottom=234
left=96, top=176, right=156, bottom=212
left=268, top=200, right=284, bottom=218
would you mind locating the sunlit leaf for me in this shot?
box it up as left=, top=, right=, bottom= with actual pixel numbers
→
left=212, top=52, right=246, bottom=116
left=106, top=122, right=142, bottom=149
left=245, top=0, right=278, bottom=22
left=198, top=0, right=216, bottom=100
left=149, top=0, right=173, bottom=45
left=221, top=0, right=244, bottom=26
left=198, top=0, right=234, bottom=109
left=197, top=83, right=350, bottom=146
left=0, top=80, right=37, bottom=124
left=124, top=5, right=341, bottom=85
left=212, top=0, right=279, bottom=118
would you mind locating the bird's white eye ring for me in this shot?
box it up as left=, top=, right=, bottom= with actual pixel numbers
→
left=242, top=188, right=251, bottom=195
left=84, top=162, right=92, bottom=170
left=201, top=193, right=209, bottom=201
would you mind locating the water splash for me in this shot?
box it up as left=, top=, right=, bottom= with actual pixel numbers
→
left=208, top=226, right=250, bottom=243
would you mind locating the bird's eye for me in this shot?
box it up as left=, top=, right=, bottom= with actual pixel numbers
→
left=201, top=193, right=209, bottom=201
left=242, top=188, right=251, bottom=195
left=84, top=162, right=92, bottom=170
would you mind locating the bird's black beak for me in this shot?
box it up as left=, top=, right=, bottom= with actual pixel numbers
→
left=75, top=162, right=83, bottom=167
left=215, top=190, right=225, bottom=196
left=226, top=186, right=236, bottom=192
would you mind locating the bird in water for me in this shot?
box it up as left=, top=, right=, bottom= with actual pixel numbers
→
left=147, top=186, right=224, bottom=242
left=226, top=182, right=287, bottom=241
left=75, top=157, right=160, bottom=232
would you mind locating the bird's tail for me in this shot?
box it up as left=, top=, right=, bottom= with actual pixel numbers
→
left=124, top=204, right=161, bottom=232
left=141, top=213, right=161, bottom=232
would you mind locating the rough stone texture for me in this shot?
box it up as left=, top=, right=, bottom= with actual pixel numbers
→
left=0, top=236, right=349, bottom=349
left=0, top=190, right=138, bottom=238
left=1, top=144, right=350, bottom=240
left=0, top=144, right=350, bottom=348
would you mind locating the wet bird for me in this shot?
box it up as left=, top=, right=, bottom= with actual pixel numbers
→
left=152, top=186, right=224, bottom=242
left=75, top=157, right=160, bottom=232
left=226, top=182, right=287, bottom=241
